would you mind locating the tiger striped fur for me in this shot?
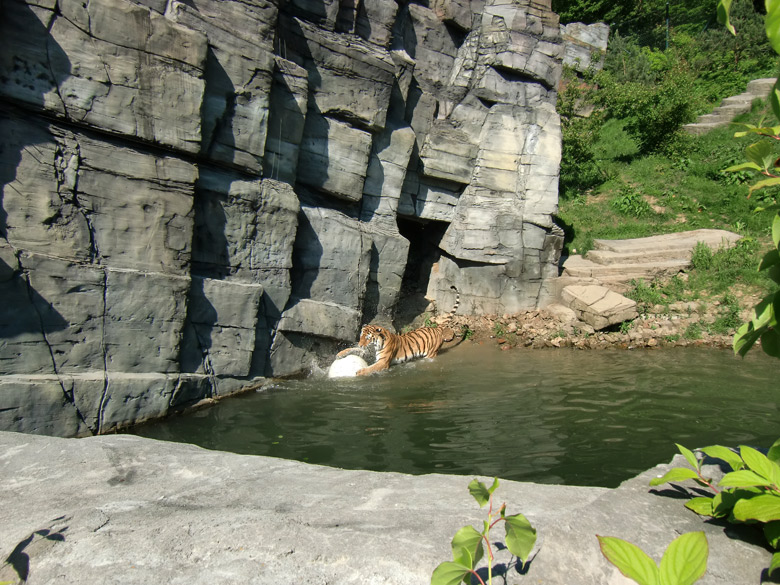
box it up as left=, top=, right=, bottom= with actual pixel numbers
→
left=337, top=287, right=460, bottom=376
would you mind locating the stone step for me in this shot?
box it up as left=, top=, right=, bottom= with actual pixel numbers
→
left=745, top=77, right=776, bottom=95
left=590, top=229, right=740, bottom=255
left=562, top=255, right=689, bottom=282
left=682, top=122, right=723, bottom=136
left=684, top=78, right=776, bottom=134
left=719, top=94, right=754, bottom=108
left=585, top=248, right=690, bottom=265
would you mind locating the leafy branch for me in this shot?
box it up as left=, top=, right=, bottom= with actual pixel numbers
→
left=718, top=0, right=780, bottom=359
left=598, top=532, right=708, bottom=585
left=650, top=439, right=780, bottom=577
left=431, top=478, right=537, bottom=585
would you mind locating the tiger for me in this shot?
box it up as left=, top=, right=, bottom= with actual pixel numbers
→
left=336, top=286, right=460, bottom=376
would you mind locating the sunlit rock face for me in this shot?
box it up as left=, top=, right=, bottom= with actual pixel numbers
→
left=0, top=0, right=564, bottom=432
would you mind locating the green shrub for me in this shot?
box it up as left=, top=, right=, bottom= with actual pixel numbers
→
left=710, top=292, right=742, bottom=334
left=684, top=322, right=703, bottom=339
left=610, top=185, right=654, bottom=217
left=690, top=242, right=713, bottom=270
left=558, top=67, right=606, bottom=198
left=626, top=279, right=665, bottom=310
left=596, top=69, right=699, bottom=155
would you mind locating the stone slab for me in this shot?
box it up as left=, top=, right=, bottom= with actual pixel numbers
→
left=592, top=229, right=741, bottom=256
left=561, top=284, right=638, bottom=330
left=0, top=432, right=771, bottom=585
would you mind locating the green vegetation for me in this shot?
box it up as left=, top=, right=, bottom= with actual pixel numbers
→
left=625, top=2, right=780, bottom=575
left=651, top=441, right=780, bottom=578
left=556, top=0, right=780, bottom=345
left=598, top=532, right=708, bottom=585
left=431, top=478, right=537, bottom=585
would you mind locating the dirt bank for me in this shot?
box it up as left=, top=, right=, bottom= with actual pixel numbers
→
left=424, top=301, right=742, bottom=352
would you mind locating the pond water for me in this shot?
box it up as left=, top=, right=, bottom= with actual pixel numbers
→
left=131, top=345, right=779, bottom=488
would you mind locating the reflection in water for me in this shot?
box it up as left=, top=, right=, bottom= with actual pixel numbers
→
left=131, top=345, right=779, bottom=487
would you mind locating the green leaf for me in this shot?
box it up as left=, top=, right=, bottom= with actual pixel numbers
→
left=770, top=552, right=780, bottom=577
left=733, top=493, right=780, bottom=522
left=468, top=478, right=490, bottom=508
left=699, top=445, right=744, bottom=471
left=772, top=212, right=780, bottom=249
left=723, top=161, right=762, bottom=172
left=762, top=327, right=780, bottom=358
left=713, top=488, right=763, bottom=517
left=771, top=80, right=780, bottom=123
left=431, top=561, right=472, bottom=585
left=759, top=249, right=780, bottom=272
left=487, top=477, right=499, bottom=496
left=767, top=438, right=780, bottom=463
left=719, top=469, right=775, bottom=489
left=659, top=532, right=708, bottom=585
left=745, top=141, right=775, bottom=171
left=450, top=525, right=484, bottom=570
left=677, top=444, right=699, bottom=471
left=748, top=177, right=780, bottom=195
left=649, top=467, right=700, bottom=487
left=717, top=0, right=736, bottom=35
left=740, top=445, right=780, bottom=485
left=764, top=521, right=780, bottom=548
left=685, top=496, right=715, bottom=516
left=769, top=263, right=780, bottom=285
left=767, top=3, right=780, bottom=57
left=755, top=295, right=778, bottom=329
left=597, top=535, right=659, bottom=585
left=504, top=513, right=537, bottom=564
left=734, top=320, right=763, bottom=357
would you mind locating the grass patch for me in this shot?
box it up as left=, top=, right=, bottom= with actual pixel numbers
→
left=558, top=103, right=777, bottom=306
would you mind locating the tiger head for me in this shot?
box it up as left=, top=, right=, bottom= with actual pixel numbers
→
left=358, top=325, right=389, bottom=350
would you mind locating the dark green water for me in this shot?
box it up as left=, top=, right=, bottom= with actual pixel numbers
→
left=131, top=345, right=779, bottom=488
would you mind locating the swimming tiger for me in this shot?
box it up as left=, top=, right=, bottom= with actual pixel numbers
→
left=336, top=286, right=460, bottom=376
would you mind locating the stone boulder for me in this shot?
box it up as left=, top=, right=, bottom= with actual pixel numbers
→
left=561, top=22, right=610, bottom=73
left=561, top=284, right=638, bottom=330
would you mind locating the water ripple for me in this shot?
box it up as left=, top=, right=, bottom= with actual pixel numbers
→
left=132, top=345, right=779, bottom=487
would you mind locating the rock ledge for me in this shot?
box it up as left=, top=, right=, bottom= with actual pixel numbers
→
left=0, top=432, right=770, bottom=584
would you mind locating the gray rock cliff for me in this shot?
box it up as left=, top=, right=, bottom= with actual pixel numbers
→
left=0, top=0, right=564, bottom=434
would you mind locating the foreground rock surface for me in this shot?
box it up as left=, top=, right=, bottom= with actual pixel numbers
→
left=0, top=432, right=771, bottom=584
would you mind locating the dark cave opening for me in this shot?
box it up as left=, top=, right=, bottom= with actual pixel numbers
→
left=394, top=216, right=449, bottom=328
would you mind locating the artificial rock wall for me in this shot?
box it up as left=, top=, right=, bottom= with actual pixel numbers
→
left=0, top=0, right=564, bottom=436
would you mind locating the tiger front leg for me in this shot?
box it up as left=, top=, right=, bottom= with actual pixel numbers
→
left=356, top=358, right=391, bottom=376
left=336, top=346, right=362, bottom=358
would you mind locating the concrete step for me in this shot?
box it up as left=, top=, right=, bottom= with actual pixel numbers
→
left=684, top=78, right=776, bottom=134
left=746, top=77, right=776, bottom=95
left=557, top=229, right=742, bottom=305
left=683, top=122, right=723, bottom=136
left=696, top=113, right=735, bottom=125
left=590, top=229, right=740, bottom=255
left=585, top=248, right=691, bottom=265
left=562, top=255, right=689, bottom=281
left=720, top=94, right=753, bottom=108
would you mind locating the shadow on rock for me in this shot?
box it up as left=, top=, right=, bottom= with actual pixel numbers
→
left=3, top=520, right=68, bottom=582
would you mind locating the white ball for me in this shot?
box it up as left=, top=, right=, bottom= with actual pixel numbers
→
left=328, top=354, right=369, bottom=378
